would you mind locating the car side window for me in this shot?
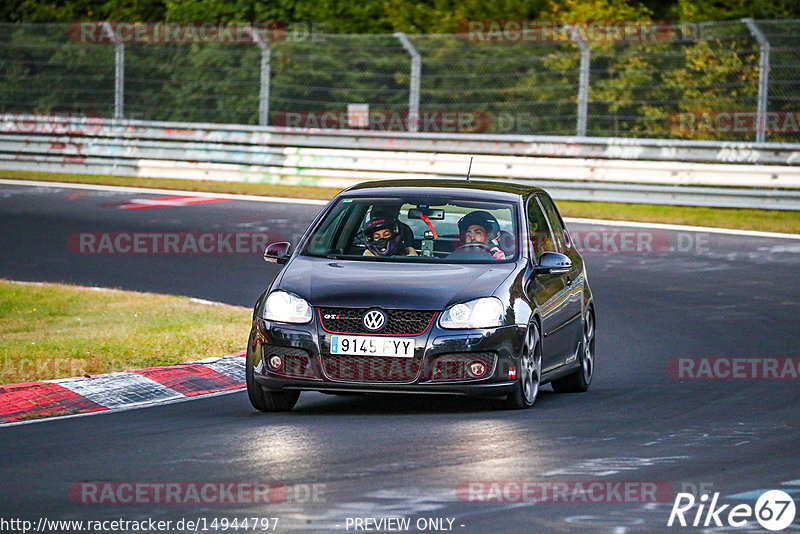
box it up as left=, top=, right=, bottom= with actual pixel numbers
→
left=309, top=203, right=351, bottom=253
left=527, top=197, right=556, bottom=260
left=537, top=195, right=568, bottom=253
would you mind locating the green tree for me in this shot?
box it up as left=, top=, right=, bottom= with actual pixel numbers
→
left=1, top=0, right=166, bottom=22
left=384, top=0, right=549, bottom=34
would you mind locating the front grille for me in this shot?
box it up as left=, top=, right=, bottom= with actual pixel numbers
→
left=262, top=345, right=317, bottom=379
left=322, top=356, right=422, bottom=383
left=319, top=308, right=436, bottom=335
left=429, top=352, right=496, bottom=382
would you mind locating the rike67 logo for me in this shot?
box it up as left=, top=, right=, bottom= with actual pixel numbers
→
left=668, top=490, right=796, bottom=531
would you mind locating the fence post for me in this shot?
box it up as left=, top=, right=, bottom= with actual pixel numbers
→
left=395, top=33, right=421, bottom=132
left=742, top=18, right=770, bottom=143
left=568, top=25, right=590, bottom=137
left=245, top=26, right=271, bottom=126
left=102, top=22, right=125, bottom=121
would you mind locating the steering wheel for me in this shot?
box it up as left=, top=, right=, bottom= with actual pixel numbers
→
left=454, top=242, right=494, bottom=255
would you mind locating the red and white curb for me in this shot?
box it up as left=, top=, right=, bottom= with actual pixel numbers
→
left=0, top=350, right=246, bottom=423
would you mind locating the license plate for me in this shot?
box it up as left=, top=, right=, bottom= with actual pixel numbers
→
left=330, top=335, right=414, bottom=358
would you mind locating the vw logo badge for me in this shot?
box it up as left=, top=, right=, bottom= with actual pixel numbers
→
left=363, top=309, right=387, bottom=331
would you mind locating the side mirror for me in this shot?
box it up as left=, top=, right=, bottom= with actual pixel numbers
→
left=263, top=242, right=291, bottom=265
left=533, top=251, right=572, bottom=275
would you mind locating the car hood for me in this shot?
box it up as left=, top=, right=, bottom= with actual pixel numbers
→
left=276, top=255, right=518, bottom=310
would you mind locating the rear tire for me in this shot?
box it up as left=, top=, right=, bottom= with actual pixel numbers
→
left=495, top=324, right=541, bottom=410
left=552, top=307, right=594, bottom=393
left=246, top=345, right=300, bottom=412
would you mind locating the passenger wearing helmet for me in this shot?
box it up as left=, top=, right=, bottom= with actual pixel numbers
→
left=362, top=213, right=418, bottom=257
left=455, top=210, right=506, bottom=260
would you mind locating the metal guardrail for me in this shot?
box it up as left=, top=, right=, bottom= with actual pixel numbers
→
left=2, top=117, right=800, bottom=209
left=16, top=117, right=799, bottom=163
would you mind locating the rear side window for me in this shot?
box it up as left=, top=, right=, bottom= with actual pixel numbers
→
left=537, top=195, right=568, bottom=253
left=527, top=197, right=555, bottom=260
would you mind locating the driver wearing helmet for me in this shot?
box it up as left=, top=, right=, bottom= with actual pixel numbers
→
left=363, top=213, right=418, bottom=257
left=457, top=210, right=506, bottom=260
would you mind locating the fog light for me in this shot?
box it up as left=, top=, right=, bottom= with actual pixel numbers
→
left=268, top=355, right=283, bottom=370
left=468, top=361, right=487, bottom=378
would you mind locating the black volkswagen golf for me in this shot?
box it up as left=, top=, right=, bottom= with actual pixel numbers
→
left=247, top=179, right=595, bottom=411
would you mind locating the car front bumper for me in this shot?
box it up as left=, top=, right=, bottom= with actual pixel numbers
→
left=248, top=315, right=526, bottom=398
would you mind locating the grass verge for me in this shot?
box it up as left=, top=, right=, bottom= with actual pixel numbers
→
left=0, top=279, right=251, bottom=385
left=2, top=170, right=799, bottom=234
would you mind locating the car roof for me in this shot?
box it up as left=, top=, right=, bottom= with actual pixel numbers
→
left=341, top=179, right=545, bottom=200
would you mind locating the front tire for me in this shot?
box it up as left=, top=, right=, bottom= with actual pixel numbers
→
left=552, top=307, right=594, bottom=393
left=496, top=324, right=541, bottom=410
left=246, top=345, right=300, bottom=412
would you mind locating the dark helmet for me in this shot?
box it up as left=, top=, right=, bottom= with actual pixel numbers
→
left=458, top=210, right=500, bottom=236
left=363, top=213, right=403, bottom=256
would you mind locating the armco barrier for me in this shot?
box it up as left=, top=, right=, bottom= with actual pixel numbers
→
left=2, top=117, right=800, bottom=209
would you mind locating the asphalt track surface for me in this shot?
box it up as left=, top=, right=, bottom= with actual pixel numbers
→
left=1, top=181, right=799, bottom=533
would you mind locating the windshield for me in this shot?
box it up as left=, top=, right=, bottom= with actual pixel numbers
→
left=302, top=196, right=519, bottom=263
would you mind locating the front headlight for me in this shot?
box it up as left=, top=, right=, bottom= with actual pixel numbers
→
left=439, top=297, right=504, bottom=329
left=262, top=291, right=312, bottom=324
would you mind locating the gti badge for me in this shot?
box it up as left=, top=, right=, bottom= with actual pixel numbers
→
left=363, top=309, right=387, bottom=332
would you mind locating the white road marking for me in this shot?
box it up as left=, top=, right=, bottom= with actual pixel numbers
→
left=2, top=178, right=799, bottom=239
left=564, top=216, right=800, bottom=240
left=189, top=297, right=226, bottom=306
left=0, top=178, right=329, bottom=206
